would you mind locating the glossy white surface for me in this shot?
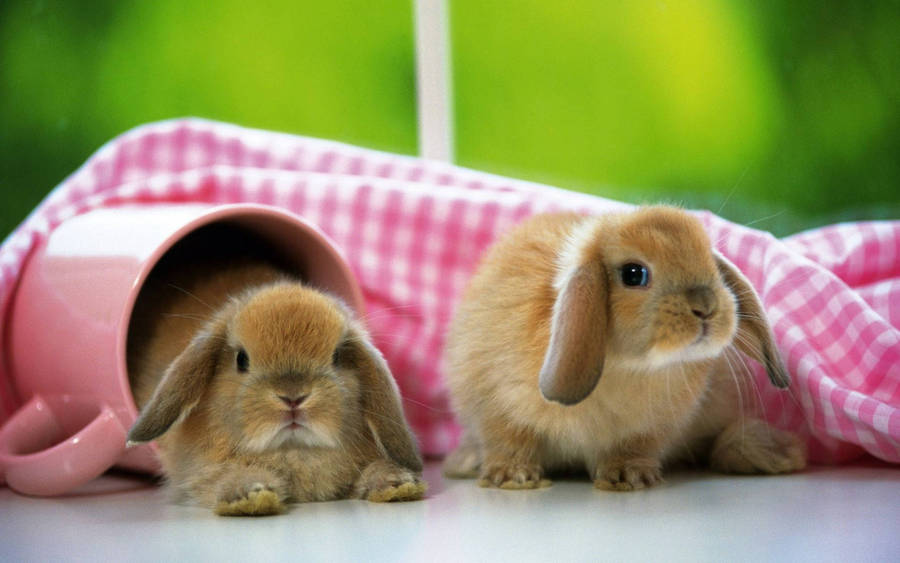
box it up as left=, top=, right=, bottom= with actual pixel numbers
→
left=1, top=461, right=898, bottom=562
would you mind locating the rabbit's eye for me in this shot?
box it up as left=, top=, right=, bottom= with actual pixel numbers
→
left=236, top=349, right=250, bottom=372
left=331, top=341, right=352, bottom=368
left=621, top=263, right=650, bottom=287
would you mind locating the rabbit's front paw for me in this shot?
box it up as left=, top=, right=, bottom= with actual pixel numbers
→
left=355, top=459, right=426, bottom=502
left=215, top=480, right=285, bottom=516
left=594, top=457, right=662, bottom=491
left=478, top=461, right=551, bottom=490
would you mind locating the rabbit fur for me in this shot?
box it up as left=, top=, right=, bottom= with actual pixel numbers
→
left=443, top=206, right=805, bottom=491
left=127, top=260, right=425, bottom=515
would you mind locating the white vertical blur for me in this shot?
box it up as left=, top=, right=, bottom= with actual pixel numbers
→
left=414, top=0, right=454, bottom=162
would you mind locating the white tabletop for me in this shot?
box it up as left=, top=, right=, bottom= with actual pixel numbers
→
left=1, top=460, right=898, bottom=562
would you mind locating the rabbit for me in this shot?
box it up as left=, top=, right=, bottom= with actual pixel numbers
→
left=443, top=206, right=806, bottom=491
left=126, top=259, right=425, bottom=515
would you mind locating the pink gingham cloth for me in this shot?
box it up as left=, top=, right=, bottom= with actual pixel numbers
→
left=1, top=119, right=898, bottom=464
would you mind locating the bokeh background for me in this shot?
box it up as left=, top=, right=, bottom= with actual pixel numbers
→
left=2, top=0, right=898, bottom=238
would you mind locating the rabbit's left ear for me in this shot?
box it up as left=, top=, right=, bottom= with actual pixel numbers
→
left=338, top=326, right=423, bottom=471
left=539, top=258, right=609, bottom=405
left=715, top=252, right=790, bottom=389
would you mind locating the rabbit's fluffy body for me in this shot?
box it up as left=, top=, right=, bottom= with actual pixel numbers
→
left=128, top=262, right=424, bottom=515
left=444, top=207, right=805, bottom=490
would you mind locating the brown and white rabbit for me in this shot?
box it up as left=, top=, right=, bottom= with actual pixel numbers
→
left=443, top=206, right=805, bottom=491
left=126, top=260, right=425, bottom=515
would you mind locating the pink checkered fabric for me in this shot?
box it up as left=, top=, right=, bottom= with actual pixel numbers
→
left=1, top=119, right=898, bottom=464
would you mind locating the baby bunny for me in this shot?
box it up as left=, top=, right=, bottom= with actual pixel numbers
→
left=127, top=262, right=425, bottom=515
left=443, top=206, right=805, bottom=491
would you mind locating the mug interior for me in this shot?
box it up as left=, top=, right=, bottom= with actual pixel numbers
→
left=120, top=206, right=362, bottom=418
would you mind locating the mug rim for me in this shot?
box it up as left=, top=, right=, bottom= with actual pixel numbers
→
left=112, top=202, right=365, bottom=426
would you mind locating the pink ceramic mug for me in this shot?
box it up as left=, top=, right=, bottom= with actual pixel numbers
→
left=0, top=203, right=364, bottom=496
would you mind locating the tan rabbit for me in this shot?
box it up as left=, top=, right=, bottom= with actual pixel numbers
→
left=443, top=206, right=805, bottom=491
left=126, top=260, right=425, bottom=515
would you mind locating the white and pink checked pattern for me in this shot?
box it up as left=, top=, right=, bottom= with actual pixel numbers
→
left=1, top=119, right=897, bottom=464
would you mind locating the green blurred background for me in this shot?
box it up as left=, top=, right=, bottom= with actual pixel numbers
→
left=2, top=0, right=898, bottom=238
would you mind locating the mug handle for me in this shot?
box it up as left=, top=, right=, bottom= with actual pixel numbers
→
left=0, top=394, right=127, bottom=496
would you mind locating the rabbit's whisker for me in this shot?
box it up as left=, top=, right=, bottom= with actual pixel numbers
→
left=166, top=283, right=215, bottom=312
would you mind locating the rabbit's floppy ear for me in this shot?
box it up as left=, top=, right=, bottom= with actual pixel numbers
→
left=539, top=257, right=609, bottom=405
left=339, top=326, right=423, bottom=472
left=127, top=322, right=225, bottom=445
left=715, top=252, right=790, bottom=389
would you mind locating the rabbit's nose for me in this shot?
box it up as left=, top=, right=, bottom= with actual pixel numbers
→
left=686, top=286, right=717, bottom=319
left=278, top=394, right=308, bottom=409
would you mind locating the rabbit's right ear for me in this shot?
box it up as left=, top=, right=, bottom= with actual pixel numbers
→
left=127, top=323, right=224, bottom=445
left=539, top=258, right=609, bottom=405
left=715, top=252, right=790, bottom=389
